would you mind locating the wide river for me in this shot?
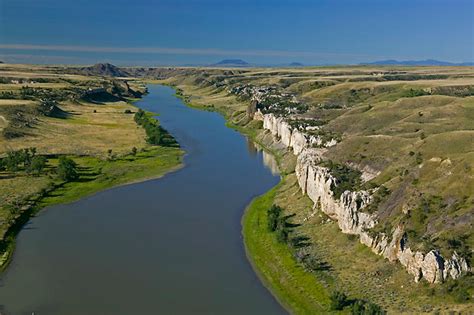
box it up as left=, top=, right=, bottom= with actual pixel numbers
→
left=0, top=85, right=286, bottom=315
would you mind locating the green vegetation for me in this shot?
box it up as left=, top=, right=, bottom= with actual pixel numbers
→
left=330, top=291, right=349, bottom=310
left=0, top=147, right=47, bottom=175
left=242, top=183, right=332, bottom=314
left=319, top=160, right=362, bottom=198
left=38, top=146, right=183, bottom=208
left=134, top=109, right=178, bottom=146
left=57, top=156, right=79, bottom=181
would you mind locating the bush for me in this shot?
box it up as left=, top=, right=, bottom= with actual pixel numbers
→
left=330, top=291, right=348, bottom=310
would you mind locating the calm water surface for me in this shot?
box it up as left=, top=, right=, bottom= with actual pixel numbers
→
left=0, top=85, right=285, bottom=315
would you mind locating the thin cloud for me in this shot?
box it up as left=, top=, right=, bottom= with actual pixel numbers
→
left=0, top=43, right=381, bottom=59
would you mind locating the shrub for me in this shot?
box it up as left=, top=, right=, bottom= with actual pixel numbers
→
left=330, top=291, right=348, bottom=310
left=320, top=160, right=362, bottom=198
left=415, top=152, right=423, bottom=164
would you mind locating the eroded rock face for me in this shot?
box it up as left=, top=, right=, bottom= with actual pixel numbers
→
left=259, top=112, right=471, bottom=283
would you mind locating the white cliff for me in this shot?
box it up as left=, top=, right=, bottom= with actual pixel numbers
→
left=259, top=112, right=471, bottom=284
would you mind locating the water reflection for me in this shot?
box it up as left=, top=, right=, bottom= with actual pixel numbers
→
left=246, top=138, right=279, bottom=176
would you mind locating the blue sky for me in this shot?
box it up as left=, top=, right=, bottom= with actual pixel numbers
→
left=0, top=0, right=473, bottom=65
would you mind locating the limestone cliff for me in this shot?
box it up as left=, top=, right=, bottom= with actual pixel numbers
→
left=259, top=112, right=471, bottom=283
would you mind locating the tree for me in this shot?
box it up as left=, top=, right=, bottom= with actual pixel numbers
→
left=28, top=156, right=47, bottom=175
left=5, top=151, right=21, bottom=172
left=57, top=156, right=78, bottom=181
left=267, top=205, right=283, bottom=231
left=131, top=147, right=138, bottom=156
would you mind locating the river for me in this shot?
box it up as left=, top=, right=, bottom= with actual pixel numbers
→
left=0, top=85, right=286, bottom=315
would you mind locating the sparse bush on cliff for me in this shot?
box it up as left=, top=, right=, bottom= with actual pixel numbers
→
left=320, top=160, right=362, bottom=198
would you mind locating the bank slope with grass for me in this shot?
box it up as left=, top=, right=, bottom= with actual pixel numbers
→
left=243, top=183, right=331, bottom=314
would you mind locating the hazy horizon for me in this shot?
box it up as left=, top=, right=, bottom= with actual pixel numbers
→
left=0, top=0, right=473, bottom=66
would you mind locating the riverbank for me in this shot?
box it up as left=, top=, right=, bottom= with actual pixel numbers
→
left=164, top=82, right=336, bottom=313
left=0, top=83, right=285, bottom=315
left=164, top=78, right=473, bottom=314
left=0, top=77, right=184, bottom=271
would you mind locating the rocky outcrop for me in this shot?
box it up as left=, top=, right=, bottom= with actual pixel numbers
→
left=262, top=113, right=337, bottom=154
left=259, top=112, right=471, bottom=283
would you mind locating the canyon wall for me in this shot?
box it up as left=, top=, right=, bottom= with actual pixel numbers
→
left=258, top=112, right=470, bottom=283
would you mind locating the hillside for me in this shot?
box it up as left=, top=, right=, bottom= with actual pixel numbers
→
left=68, top=63, right=130, bottom=77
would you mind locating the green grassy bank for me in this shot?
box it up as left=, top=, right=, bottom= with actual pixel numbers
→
left=1, top=145, right=183, bottom=271
left=242, top=182, right=332, bottom=314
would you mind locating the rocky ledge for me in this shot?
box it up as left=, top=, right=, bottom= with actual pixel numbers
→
left=258, top=111, right=471, bottom=284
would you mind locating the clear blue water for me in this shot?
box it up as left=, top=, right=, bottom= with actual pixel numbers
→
left=0, top=85, right=285, bottom=315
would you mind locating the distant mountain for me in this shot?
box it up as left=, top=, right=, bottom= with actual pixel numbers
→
left=72, top=63, right=130, bottom=77
left=211, top=59, right=250, bottom=67
left=363, top=59, right=474, bottom=66
left=288, top=62, right=304, bottom=67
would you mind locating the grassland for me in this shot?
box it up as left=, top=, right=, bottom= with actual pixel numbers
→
left=0, top=64, right=183, bottom=270
left=155, top=65, right=474, bottom=313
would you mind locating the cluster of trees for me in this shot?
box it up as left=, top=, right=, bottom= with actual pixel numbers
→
left=267, top=205, right=292, bottom=243
left=134, top=109, right=177, bottom=146
left=0, top=91, right=15, bottom=99
left=0, top=148, right=79, bottom=182
left=0, top=147, right=47, bottom=175
left=330, top=291, right=384, bottom=314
